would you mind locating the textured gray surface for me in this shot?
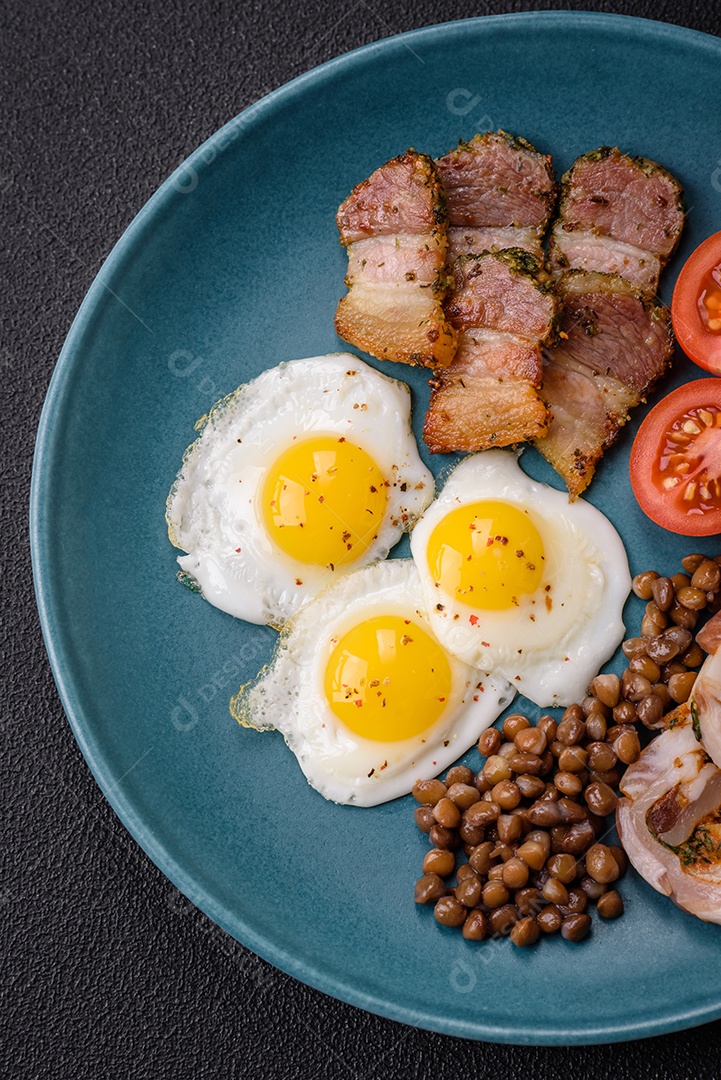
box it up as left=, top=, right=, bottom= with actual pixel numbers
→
left=4, top=0, right=721, bottom=1075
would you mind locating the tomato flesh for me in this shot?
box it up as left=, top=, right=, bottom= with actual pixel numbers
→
left=698, top=263, right=721, bottom=333
left=672, top=232, right=721, bottom=374
left=631, top=379, right=721, bottom=536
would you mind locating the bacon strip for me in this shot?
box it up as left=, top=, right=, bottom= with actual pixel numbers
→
left=424, top=250, right=556, bottom=452
left=436, top=131, right=557, bottom=263
left=534, top=271, right=674, bottom=496
left=335, top=150, right=456, bottom=368
left=549, top=147, right=684, bottom=293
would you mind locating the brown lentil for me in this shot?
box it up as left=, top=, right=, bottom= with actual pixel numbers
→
left=483, top=755, right=513, bottom=785
left=584, top=781, right=617, bottom=817
left=414, top=805, right=435, bottom=834
left=429, top=824, right=460, bottom=851
left=669, top=671, right=697, bottom=704
left=597, top=890, right=624, bottom=919
left=482, top=880, right=510, bottom=908
left=515, top=726, right=548, bottom=756
left=561, top=913, right=592, bottom=942
left=590, top=674, right=621, bottom=708
left=446, top=782, right=481, bottom=810
left=547, top=853, right=578, bottom=884
left=554, top=770, right=583, bottom=797
left=537, top=904, right=563, bottom=934
left=614, top=728, right=642, bottom=764
left=503, top=714, right=530, bottom=741
left=515, top=887, right=544, bottom=916
left=541, top=877, right=569, bottom=906
left=510, top=916, right=541, bottom=947
left=491, top=780, right=522, bottom=810
left=559, top=887, right=588, bottom=916
left=434, top=895, right=467, bottom=927
left=415, top=874, right=447, bottom=904
left=462, top=909, right=487, bottom=940
left=488, top=904, right=521, bottom=937
left=469, top=841, right=494, bottom=875
left=413, top=779, right=447, bottom=805
left=423, top=848, right=455, bottom=877
left=455, top=875, right=483, bottom=908
left=692, top=559, right=721, bottom=591
left=478, top=728, right=501, bottom=757
left=500, top=857, right=529, bottom=890
left=633, top=570, right=659, bottom=599
left=651, top=576, right=674, bottom=611
left=446, top=765, right=475, bottom=787
left=433, top=798, right=461, bottom=829
left=586, top=844, right=620, bottom=884
left=497, top=813, right=523, bottom=845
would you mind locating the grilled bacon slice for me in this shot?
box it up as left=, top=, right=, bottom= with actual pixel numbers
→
left=436, top=131, right=557, bottom=263
left=617, top=711, right=721, bottom=925
left=335, top=150, right=457, bottom=368
left=549, top=147, right=684, bottom=292
left=424, top=250, right=557, bottom=452
left=534, top=271, right=674, bottom=497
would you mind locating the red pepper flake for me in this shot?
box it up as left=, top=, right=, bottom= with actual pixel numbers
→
left=473, top=695, right=479, bottom=702
left=355, top=699, right=363, bottom=707
left=338, top=436, right=346, bottom=443
left=235, top=547, right=241, bottom=553
left=380, top=760, right=388, bottom=771
left=514, top=675, right=521, bottom=681
left=443, top=739, right=450, bottom=747
left=486, top=537, right=493, bottom=547
left=295, top=578, right=303, bottom=586
left=469, top=615, right=479, bottom=625
left=481, top=641, right=490, bottom=648
left=438, top=697, right=445, bottom=703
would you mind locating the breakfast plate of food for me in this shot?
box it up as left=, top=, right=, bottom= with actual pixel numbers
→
left=30, top=11, right=721, bottom=1043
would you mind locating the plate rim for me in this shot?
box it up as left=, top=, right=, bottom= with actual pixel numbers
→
left=30, top=9, right=721, bottom=1045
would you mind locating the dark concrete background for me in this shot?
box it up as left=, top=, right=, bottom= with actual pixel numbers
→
left=4, top=1, right=721, bottom=1075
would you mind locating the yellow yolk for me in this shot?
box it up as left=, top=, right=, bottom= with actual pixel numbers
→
left=324, top=615, right=452, bottom=741
left=427, top=499, right=544, bottom=610
left=262, top=436, right=388, bottom=567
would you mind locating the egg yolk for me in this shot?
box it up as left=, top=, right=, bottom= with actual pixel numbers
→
left=427, top=500, right=544, bottom=610
left=262, top=436, right=388, bottom=567
left=324, top=615, right=452, bottom=741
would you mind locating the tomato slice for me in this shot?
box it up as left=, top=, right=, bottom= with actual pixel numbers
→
left=630, top=379, right=721, bottom=536
left=672, top=231, right=721, bottom=375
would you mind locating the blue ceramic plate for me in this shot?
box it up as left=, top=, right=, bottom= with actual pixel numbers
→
left=31, top=12, right=721, bottom=1044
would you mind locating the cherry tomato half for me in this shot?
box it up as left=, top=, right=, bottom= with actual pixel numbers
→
left=630, top=379, right=721, bottom=536
left=672, top=231, right=721, bottom=375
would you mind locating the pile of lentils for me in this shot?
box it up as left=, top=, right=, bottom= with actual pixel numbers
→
left=413, top=553, right=721, bottom=947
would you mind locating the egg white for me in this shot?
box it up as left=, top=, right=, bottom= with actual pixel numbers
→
left=230, top=560, right=514, bottom=806
left=166, top=354, right=433, bottom=627
left=410, top=451, right=631, bottom=707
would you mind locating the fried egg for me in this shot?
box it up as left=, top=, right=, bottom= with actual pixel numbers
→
left=230, top=560, right=513, bottom=806
left=410, top=450, right=631, bottom=707
left=166, top=354, right=433, bottom=626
